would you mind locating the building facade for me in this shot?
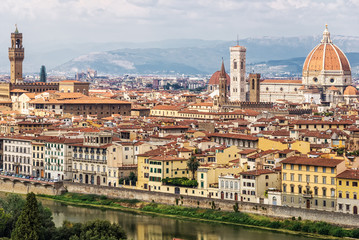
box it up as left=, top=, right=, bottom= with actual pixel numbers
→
left=230, top=45, right=246, bottom=101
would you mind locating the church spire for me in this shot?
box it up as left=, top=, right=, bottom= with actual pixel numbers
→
left=220, top=58, right=226, bottom=78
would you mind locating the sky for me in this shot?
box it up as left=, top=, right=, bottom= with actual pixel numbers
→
left=0, top=0, right=358, bottom=73
left=0, top=0, right=358, bottom=46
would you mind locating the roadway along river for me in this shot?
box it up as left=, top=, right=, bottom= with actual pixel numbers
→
left=39, top=198, right=318, bottom=240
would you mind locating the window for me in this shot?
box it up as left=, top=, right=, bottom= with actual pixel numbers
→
left=291, top=164, right=294, bottom=170
left=283, top=164, right=286, bottom=169
left=339, top=192, right=342, bottom=198
left=346, top=192, right=350, bottom=199
left=331, top=168, right=335, bottom=174
left=306, top=175, right=310, bottom=183
left=314, top=166, right=318, bottom=172
left=346, top=181, right=350, bottom=186
left=322, top=176, right=326, bottom=184
left=339, top=180, right=342, bottom=186
left=322, top=188, right=326, bottom=197
left=323, top=200, right=326, bottom=207
left=331, top=189, right=335, bottom=197
left=322, top=167, right=326, bottom=173
left=353, top=182, right=358, bottom=187
left=331, top=177, right=335, bottom=185
left=298, top=165, right=302, bottom=171
left=283, top=173, right=287, bottom=181
left=314, top=175, right=318, bottom=183
left=306, top=166, right=310, bottom=171
left=298, top=174, right=302, bottom=182
left=290, top=173, right=294, bottom=181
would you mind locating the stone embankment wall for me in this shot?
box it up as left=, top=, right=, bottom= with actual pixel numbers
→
left=64, top=182, right=359, bottom=227
left=0, top=177, right=65, bottom=195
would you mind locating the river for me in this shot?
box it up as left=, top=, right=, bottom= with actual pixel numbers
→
left=39, top=198, right=317, bottom=240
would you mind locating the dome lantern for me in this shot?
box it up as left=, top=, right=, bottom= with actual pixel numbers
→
left=321, top=24, right=332, bottom=44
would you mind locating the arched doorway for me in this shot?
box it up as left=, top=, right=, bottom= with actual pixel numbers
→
left=79, top=174, right=83, bottom=183
left=97, top=176, right=100, bottom=185
left=90, top=175, right=94, bottom=184
left=306, top=199, right=310, bottom=209
left=85, top=175, right=89, bottom=184
left=221, top=191, right=224, bottom=199
left=235, top=193, right=238, bottom=201
left=354, top=206, right=358, bottom=214
left=273, top=196, right=277, bottom=205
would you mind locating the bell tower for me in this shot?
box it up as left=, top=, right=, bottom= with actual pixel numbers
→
left=8, top=25, right=24, bottom=84
left=218, top=60, right=228, bottom=106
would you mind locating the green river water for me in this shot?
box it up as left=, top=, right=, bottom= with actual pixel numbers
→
left=39, top=198, right=318, bottom=240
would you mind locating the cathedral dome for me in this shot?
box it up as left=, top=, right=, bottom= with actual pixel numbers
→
left=344, top=86, right=358, bottom=96
left=208, top=71, right=230, bottom=85
left=303, top=25, right=351, bottom=73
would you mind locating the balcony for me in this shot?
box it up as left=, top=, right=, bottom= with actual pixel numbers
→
left=72, top=157, right=106, bottom=164
left=303, top=193, right=312, bottom=198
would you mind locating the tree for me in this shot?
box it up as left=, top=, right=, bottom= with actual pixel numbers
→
left=0, top=193, right=25, bottom=237
left=40, top=65, right=47, bottom=83
left=12, top=192, right=41, bottom=240
left=187, top=156, right=200, bottom=180
left=79, top=220, right=127, bottom=240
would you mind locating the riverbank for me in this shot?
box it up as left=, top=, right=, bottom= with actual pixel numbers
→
left=38, top=193, right=357, bottom=240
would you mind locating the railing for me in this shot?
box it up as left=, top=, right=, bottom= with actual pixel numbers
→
left=303, top=193, right=313, bottom=198
left=72, top=158, right=106, bottom=164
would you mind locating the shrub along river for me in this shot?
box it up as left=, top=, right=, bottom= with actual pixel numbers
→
left=39, top=198, right=318, bottom=240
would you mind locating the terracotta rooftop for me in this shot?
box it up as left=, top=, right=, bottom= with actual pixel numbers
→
left=281, top=156, right=343, bottom=167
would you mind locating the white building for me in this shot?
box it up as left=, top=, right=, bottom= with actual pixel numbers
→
left=218, top=174, right=241, bottom=201
left=3, top=137, right=32, bottom=176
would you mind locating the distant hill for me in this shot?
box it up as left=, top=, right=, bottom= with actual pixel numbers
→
left=1, top=36, right=359, bottom=76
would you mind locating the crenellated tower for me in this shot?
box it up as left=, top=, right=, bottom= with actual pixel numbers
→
left=8, top=25, right=24, bottom=84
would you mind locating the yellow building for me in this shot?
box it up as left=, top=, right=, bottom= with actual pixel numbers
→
left=258, top=137, right=310, bottom=154
left=148, top=156, right=188, bottom=191
left=281, top=156, right=345, bottom=211
left=336, top=169, right=359, bottom=214
left=292, top=120, right=353, bottom=131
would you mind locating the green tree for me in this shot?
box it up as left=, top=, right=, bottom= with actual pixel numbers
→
left=11, top=192, right=41, bottom=240
left=79, top=220, right=127, bottom=240
left=38, top=203, right=56, bottom=240
left=40, top=65, right=47, bottom=83
left=0, top=209, right=11, bottom=237
left=0, top=193, right=25, bottom=237
left=187, top=156, right=200, bottom=180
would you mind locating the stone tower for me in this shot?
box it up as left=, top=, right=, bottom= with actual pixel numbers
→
left=230, top=45, right=246, bottom=101
left=218, top=60, right=228, bottom=106
left=8, top=25, right=24, bottom=84
left=249, top=73, right=260, bottom=102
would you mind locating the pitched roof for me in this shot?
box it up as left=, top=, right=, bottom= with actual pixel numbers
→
left=280, top=156, right=343, bottom=167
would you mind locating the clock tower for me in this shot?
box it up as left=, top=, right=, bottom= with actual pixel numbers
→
left=8, top=25, right=24, bottom=84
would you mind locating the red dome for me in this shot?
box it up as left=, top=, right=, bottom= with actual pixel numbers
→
left=303, top=26, right=351, bottom=73
left=208, top=71, right=230, bottom=85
